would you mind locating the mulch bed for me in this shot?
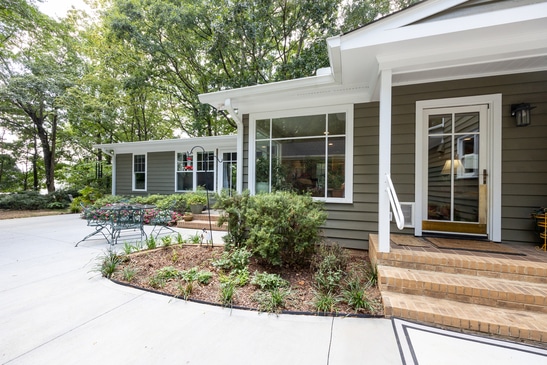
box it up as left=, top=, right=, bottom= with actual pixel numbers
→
left=112, top=244, right=384, bottom=316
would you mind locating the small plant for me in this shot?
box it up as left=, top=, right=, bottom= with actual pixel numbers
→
left=178, top=281, right=194, bottom=300
left=365, top=262, right=378, bottom=286
left=212, top=248, right=252, bottom=272
left=161, top=235, right=173, bottom=247
left=312, top=242, right=348, bottom=294
left=313, top=291, right=339, bottom=313
left=123, top=241, right=134, bottom=255
left=253, top=287, right=289, bottom=313
left=171, top=249, right=179, bottom=263
left=219, top=282, right=236, bottom=307
left=250, top=272, right=289, bottom=291
left=342, top=277, right=374, bottom=312
left=190, top=233, right=201, bottom=244
left=96, top=249, right=124, bottom=278
left=122, top=266, right=138, bottom=282
left=145, top=235, right=157, bottom=250
left=176, top=233, right=186, bottom=245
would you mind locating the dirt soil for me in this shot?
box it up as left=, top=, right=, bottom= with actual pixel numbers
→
left=112, top=244, right=384, bottom=316
left=0, top=209, right=69, bottom=220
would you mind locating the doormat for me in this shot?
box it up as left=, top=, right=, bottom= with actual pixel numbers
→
left=391, top=235, right=430, bottom=247
left=425, top=237, right=525, bottom=255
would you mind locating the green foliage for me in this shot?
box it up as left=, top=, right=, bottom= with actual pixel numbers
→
left=212, top=247, right=252, bottom=272
left=186, top=192, right=207, bottom=206
left=250, top=272, right=289, bottom=291
left=312, top=242, right=349, bottom=294
left=253, top=287, right=290, bottom=313
left=216, top=191, right=326, bottom=267
left=215, top=190, right=251, bottom=248
left=342, top=277, right=374, bottom=312
left=0, top=191, right=71, bottom=210
left=365, top=262, right=378, bottom=286
left=96, top=250, right=124, bottom=279
left=219, top=282, right=236, bottom=307
left=313, top=291, right=339, bottom=313
left=122, top=266, right=138, bottom=282
left=145, top=235, right=157, bottom=250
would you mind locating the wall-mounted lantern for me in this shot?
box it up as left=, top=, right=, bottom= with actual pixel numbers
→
left=511, top=103, right=536, bottom=127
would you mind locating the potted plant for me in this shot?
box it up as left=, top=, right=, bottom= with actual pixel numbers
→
left=187, top=192, right=207, bottom=214
left=183, top=212, right=193, bottom=221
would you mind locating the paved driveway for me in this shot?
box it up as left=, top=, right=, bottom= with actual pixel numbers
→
left=1, top=214, right=545, bottom=365
left=0, top=214, right=400, bottom=365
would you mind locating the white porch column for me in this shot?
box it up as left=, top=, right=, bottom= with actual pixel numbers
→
left=378, top=69, right=392, bottom=253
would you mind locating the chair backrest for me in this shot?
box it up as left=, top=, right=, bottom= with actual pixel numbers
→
left=110, top=206, right=144, bottom=229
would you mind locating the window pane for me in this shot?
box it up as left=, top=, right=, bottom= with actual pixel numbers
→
left=197, top=171, right=214, bottom=191
left=328, top=113, right=346, bottom=135
left=177, top=172, right=193, bottom=191
left=256, top=119, right=270, bottom=139
left=255, top=140, right=270, bottom=193
left=327, top=137, right=345, bottom=198
left=135, top=172, right=146, bottom=190
left=197, top=151, right=214, bottom=172
left=134, top=154, right=145, bottom=172
left=454, top=112, right=479, bottom=134
left=272, top=114, right=326, bottom=138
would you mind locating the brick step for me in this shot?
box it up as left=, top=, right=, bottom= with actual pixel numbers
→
left=373, top=250, right=547, bottom=285
left=176, top=218, right=227, bottom=231
left=382, top=291, right=547, bottom=344
left=378, top=265, right=547, bottom=314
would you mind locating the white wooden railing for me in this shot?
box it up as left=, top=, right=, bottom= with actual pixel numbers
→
left=386, top=173, right=405, bottom=230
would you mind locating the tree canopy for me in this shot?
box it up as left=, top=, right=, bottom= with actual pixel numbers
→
left=0, top=0, right=418, bottom=193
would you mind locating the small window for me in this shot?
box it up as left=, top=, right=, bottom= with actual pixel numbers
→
left=133, top=154, right=146, bottom=191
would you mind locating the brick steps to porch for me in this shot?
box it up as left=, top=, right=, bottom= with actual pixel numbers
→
left=369, top=234, right=547, bottom=345
left=176, top=212, right=228, bottom=232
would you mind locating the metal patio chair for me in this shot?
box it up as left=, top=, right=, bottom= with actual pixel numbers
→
left=150, top=201, right=177, bottom=239
left=110, top=206, right=147, bottom=245
left=75, top=203, right=111, bottom=247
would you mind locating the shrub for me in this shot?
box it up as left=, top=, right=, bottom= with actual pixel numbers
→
left=312, top=242, right=348, bottom=294
left=215, top=190, right=251, bottom=248
left=250, top=272, right=289, bottom=291
left=216, top=191, right=326, bottom=267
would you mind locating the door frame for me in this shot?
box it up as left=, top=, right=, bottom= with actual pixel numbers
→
left=415, top=94, right=502, bottom=241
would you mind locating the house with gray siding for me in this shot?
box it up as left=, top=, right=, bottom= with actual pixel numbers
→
left=95, top=135, right=237, bottom=196
left=198, top=0, right=547, bottom=251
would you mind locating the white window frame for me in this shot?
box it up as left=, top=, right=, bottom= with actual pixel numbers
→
left=175, top=150, right=217, bottom=192
left=132, top=153, right=147, bottom=191
left=249, top=105, right=354, bottom=203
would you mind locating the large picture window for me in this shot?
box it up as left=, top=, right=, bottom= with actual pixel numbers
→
left=252, top=106, right=352, bottom=202
left=133, top=154, right=146, bottom=191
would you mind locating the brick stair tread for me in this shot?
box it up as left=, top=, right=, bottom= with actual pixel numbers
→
left=376, top=250, right=547, bottom=283
left=382, top=291, right=547, bottom=342
left=378, top=265, right=547, bottom=310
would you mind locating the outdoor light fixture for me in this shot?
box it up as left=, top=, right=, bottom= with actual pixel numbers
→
left=511, top=103, right=536, bottom=127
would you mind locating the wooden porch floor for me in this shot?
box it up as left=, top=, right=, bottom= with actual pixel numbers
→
left=369, top=234, right=547, bottom=347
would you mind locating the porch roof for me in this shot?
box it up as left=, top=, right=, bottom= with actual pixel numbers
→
left=198, top=0, right=547, bottom=115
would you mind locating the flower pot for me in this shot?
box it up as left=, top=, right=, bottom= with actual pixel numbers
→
left=190, top=204, right=204, bottom=214
left=183, top=214, right=193, bottom=222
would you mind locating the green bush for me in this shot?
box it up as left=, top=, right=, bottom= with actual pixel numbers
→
left=0, top=191, right=70, bottom=210
left=216, top=191, right=326, bottom=267
left=246, top=191, right=326, bottom=267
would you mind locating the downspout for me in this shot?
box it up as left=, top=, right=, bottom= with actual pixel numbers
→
left=224, top=98, right=244, bottom=194
left=378, top=70, right=393, bottom=253
left=100, top=148, right=116, bottom=196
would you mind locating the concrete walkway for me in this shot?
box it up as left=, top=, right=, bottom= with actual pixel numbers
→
left=0, top=214, right=545, bottom=364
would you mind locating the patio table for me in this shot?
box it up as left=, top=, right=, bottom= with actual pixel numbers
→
left=75, top=204, right=154, bottom=246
